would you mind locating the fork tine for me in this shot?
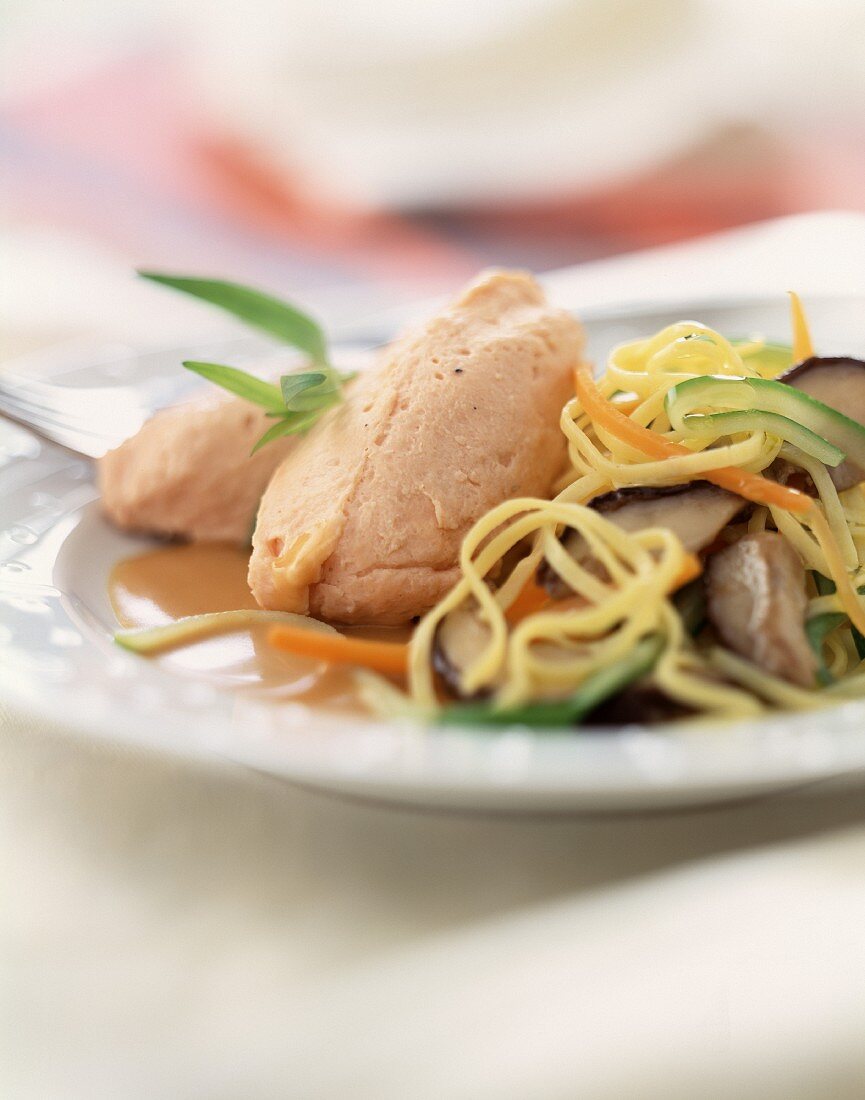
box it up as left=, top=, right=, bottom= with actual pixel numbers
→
left=0, top=393, right=123, bottom=439
left=0, top=333, right=277, bottom=460
left=0, top=406, right=105, bottom=458
left=0, top=391, right=149, bottom=432
left=0, top=379, right=152, bottom=421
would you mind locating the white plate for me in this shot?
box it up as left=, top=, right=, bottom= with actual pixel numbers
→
left=4, top=295, right=865, bottom=812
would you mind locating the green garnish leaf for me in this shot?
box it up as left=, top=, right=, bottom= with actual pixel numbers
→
left=146, top=272, right=355, bottom=452
left=182, top=361, right=285, bottom=412
left=139, top=271, right=328, bottom=363
left=250, top=410, right=323, bottom=454
left=282, top=368, right=357, bottom=413
left=439, top=634, right=664, bottom=728
left=180, top=362, right=351, bottom=453
left=280, top=371, right=329, bottom=407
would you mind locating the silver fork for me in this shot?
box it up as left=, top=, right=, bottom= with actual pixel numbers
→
left=0, top=331, right=386, bottom=458
left=0, top=336, right=276, bottom=458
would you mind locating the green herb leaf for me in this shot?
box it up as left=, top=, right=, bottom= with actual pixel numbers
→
left=179, top=362, right=350, bottom=453
left=279, top=371, right=329, bottom=408
left=182, top=361, right=285, bottom=412
left=151, top=273, right=355, bottom=452
left=439, top=634, right=664, bottom=729
left=139, top=271, right=328, bottom=363
left=281, top=368, right=356, bottom=413
left=250, top=412, right=315, bottom=454
left=806, top=611, right=847, bottom=686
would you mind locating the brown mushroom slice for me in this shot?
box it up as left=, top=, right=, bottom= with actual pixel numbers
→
left=433, top=599, right=582, bottom=701
left=541, top=482, right=745, bottom=598
left=432, top=604, right=496, bottom=700
left=586, top=684, right=695, bottom=726
left=705, top=531, right=816, bottom=688
left=779, top=356, right=865, bottom=490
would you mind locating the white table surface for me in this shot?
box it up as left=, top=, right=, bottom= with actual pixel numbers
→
left=4, top=211, right=865, bottom=1099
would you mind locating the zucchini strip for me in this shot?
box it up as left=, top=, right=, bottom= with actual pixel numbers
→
left=116, top=610, right=336, bottom=655
left=665, top=375, right=865, bottom=471
left=438, top=634, right=664, bottom=728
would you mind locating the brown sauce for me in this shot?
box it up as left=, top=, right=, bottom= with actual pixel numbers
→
left=109, top=542, right=406, bottom=712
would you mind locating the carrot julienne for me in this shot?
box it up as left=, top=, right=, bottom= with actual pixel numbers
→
left=574, top=363, right=865, bottom=641
left=788, top=290, right=814, bottom=362
left=268, top=624, right=408, bottom=677
left=505, top=577, right=550, bottom=623
left=673, top=553, right=703, bottom=591
left=573, top=365, right=813, bottom=516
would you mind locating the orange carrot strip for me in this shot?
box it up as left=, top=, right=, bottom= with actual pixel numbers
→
left=673, top=553, right=702, bottom=591
left=505, top=576, right=550, bottom=623
left=574, top=365, right=812, bottom=516
left=268, top=624, right=408, bottom=676
left=788, top=290, right=814, bottom=362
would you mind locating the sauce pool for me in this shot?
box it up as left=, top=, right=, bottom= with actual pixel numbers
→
left=108, top=542, right=404, bottom=712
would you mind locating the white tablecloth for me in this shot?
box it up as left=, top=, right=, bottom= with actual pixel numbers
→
left=5, top=212, right=865, bottom=1099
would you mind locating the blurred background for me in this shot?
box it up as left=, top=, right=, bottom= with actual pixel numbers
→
left=2, top=0, right=865, bottom=345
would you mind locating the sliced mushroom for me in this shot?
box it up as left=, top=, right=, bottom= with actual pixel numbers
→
left=779, top=356, right=865, bottom=490
left=540, top=481, right=745, bottom=598
left=586, top=684, right=695, bottom=726
left=433, top=598, right=579, bottom=701
left=768, top=458, right=817, bottom=497
left=705, top=531, right=816, bottom=688
left=432, top=603, right=495, bottom=700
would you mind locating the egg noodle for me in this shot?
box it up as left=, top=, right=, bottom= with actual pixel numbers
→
left=406, top=297, right=865, bottom=723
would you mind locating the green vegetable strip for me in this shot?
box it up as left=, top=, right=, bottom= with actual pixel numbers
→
left=734, top=340, right=793, bottom=377
left=438, top=635, right=664, bottom=729
left=809, top=572, right=865, bottom=665
left=806, top=611, right=847, bottom=686
left=678, top=409, right=844, bottom=467
left=664, top=374, right=865, bottom=472
left=139, top=272, right=328, bottom=363
left=115, top=609, right=335, bottom=656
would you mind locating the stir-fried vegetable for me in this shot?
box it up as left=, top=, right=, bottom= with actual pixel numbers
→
left=438, top=634, right=664, bottom=728
left=574, top=365, right=813, bottom=515
left=806, top=611, right=847, bottom=686
left=116, top=609, right=336, bottom=655
left=268, top=624, right=409, bottom=677
left=665, top=374, right=865, bottom=472
left=736, top=339, right=793, bottom=377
